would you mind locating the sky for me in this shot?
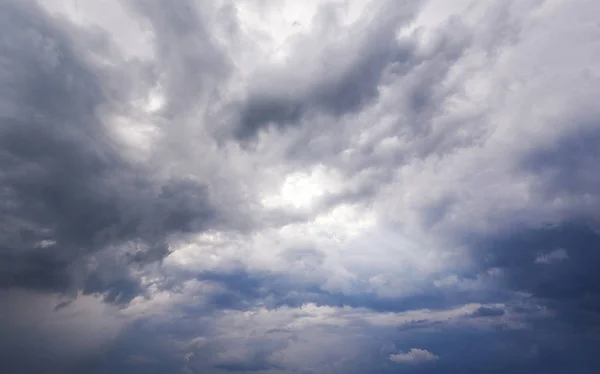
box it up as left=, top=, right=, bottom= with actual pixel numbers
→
left=1, top=0, right=599, bottom=373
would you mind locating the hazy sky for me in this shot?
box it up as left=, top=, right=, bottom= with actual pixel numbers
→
left=1, top=0, right=599, bottom=373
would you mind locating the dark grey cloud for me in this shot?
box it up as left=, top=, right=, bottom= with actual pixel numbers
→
left=471, top=306, right=505, bottom=318
left=234, top=15, right=473, bottom=143
left=231, top=2, right=425, bottom=140
left=0, top=0, right=218, bottom=303
left=0, top=290, right=126, bottom=374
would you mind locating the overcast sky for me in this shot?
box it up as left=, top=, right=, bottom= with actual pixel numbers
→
left=1, top=0, right=599, bottom=373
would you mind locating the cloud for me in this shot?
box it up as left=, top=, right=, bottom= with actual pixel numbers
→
left=232, top=1, right=424, bottom=140
left=0, top=0, right=230, bottom=304
left=0, top=290, right=126, bottom=372
left=535, top=249, right=569, bottom=264
left=390, top=348, right=439, bottom=364
left=471, top=306, right=505, bottom=318
left=2, top=0, right=600, bottom=373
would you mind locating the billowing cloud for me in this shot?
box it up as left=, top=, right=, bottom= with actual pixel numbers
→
left=1, top=0, right=600, bottom=373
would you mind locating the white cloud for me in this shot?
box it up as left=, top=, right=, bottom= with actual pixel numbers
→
left=390, top=348, right=439, bottom=364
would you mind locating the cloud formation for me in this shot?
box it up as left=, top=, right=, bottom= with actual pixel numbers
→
left=1, top=0, right=600, bottom=373
left=390, top=348, right=439, bottom=364
left=535, top=249, right=569, bottom=264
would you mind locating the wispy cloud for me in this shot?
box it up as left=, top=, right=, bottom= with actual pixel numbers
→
left=1, top=0, right=600, bottom=372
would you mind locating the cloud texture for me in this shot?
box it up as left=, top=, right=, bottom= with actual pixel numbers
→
left=1, top=0, right=600, bottom=373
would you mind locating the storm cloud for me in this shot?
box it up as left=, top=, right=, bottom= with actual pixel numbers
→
left=1, top=0, right=600, bottom=373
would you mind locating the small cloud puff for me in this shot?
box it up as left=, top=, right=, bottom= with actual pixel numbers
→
left=390, top=348, right=439, bottom=364
left=534, top=248, right=568, bottom=264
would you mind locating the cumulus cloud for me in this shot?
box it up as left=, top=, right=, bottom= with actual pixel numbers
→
left=390, top=348, right=439, bottom=364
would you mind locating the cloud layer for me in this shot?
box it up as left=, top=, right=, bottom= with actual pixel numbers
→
left=1, top=0, right=600, bottom=373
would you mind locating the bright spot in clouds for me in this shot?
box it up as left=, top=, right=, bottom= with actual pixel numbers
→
left=262, top=165, right=341, bottom=209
